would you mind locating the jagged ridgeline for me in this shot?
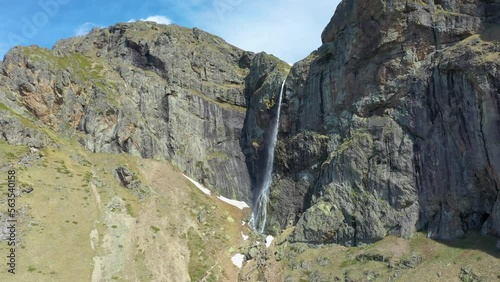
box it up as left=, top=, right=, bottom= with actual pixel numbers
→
left=1, top=0, right=500, bottom=252
left=0, top=22, right=290, bottom=206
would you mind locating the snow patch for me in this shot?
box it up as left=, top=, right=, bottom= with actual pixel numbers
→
left=265, top=235, right=274, bottom=248
left=241, top=232, right=249, bottom=241
left=183, top=175, right=250, bottom=210
left=217, top=195, right=249, bottom=210
left=183, top=175, right=211, bottom=195
left=231, top=254, right=245, bottom=268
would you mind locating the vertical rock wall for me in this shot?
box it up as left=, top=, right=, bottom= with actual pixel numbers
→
left=269, top=0, right=500, bottom=244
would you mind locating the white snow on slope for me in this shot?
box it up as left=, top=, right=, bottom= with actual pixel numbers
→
left=217, top=195, right=250, bottom=210
left=265, top=235, right=274, bottom=248
left=183, top=174, right=211, bottom=195
left=241, top=232, right=249, bottom=241
left=183, top=175, right=250, bottom=209
left=231, top=254, right=245, bottom=268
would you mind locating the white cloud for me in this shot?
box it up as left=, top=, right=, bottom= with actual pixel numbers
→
left=74, top=22, right=102, bottom=36
left=129, top=15, right=172, bottom=25
left=187, top=0, right=341, bottom=64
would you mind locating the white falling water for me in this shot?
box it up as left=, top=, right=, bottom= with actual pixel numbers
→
left=250, top=80, right=286, bottom=233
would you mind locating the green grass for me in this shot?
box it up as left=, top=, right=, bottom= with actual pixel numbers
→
left=270, top=231, right=500, bottom=281
left=206, top=151, right=228, bottom=161
left=150, top=226, right=160, bottom=233
left=0, top=117, right=249, bottom=281
left=0, top=103, right=37, bottom=128
left=261, top=53, right=291, bottom=75
left=19, top=46, right=122, bottom=107
left=187, top=228, right=210, bottom=281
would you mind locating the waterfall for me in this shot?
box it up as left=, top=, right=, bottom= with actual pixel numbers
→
left=250, top=80, right=286, bottom=233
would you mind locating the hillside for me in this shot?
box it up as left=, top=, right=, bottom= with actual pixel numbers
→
left=0, top=109, right=257, bottom=281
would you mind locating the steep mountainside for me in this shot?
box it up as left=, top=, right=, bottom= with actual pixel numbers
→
left=0, top=22, right=288, bottom=202
left=263, top=0, right=500, bottom=244
left=0, top=126, right=252, bottom=281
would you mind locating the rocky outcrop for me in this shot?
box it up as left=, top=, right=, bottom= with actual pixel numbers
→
left=0, top=111, right=50, bottom=148
left=268, top=0, right=500, bottom=244
left=0, top=22, right=287, bottom=202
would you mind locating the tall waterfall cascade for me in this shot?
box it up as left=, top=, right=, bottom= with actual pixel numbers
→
left=250, top=80, right=286, bottom=233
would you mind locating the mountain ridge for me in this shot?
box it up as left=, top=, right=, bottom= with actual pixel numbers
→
left=1, top=21, right=290, bottom=204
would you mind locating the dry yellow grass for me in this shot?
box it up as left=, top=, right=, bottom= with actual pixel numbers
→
left=0, top=134, right=252, bottom=282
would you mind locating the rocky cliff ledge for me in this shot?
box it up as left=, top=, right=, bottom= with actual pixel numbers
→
left=268, top=0, right=500, bottom=244
left=0, top=22, right=288, bottom=202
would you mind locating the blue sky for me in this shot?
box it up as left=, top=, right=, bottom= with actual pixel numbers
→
left=0, top=0, right=340, bottom=63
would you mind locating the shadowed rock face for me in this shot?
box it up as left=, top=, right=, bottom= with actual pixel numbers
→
left=269, top=0, right=500, bottom=244
left=0, top=22, right=287, bottom=203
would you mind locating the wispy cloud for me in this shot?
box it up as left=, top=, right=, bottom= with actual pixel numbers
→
left=129, top=15, right=172, bottom=25
left=74, top=22, right=102, bottom=36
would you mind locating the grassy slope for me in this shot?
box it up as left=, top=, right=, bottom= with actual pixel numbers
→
left=0, top=125, right=252, bottom=281
left=256, top=229, right=500, bottom=282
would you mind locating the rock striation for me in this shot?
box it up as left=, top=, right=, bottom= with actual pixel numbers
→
left=0, top=22, right=287, bottom=202
left=268, top=0, right=500, bottom=244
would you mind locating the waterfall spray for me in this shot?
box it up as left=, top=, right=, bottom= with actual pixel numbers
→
left=250, top=80, right=286, bottom=233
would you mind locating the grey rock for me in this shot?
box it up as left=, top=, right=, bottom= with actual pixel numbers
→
left=317, top=257, right=330, bottom=266
left=300, top=260, right=310, bottom=270
left=197, top=209, right=207, bottom=224
left=308, top=270, right=325, bottom=282
left=115, top=166, right=135, bottom=188
left=21, top=186, right=34, bottom=194
left=398, top=253, right=423, bottom=269
left=0, top=110, right=50, bottom=148
left=270, top=0, right=500, bottom=244
left=1, top=22, right=289, bottom=203
left=18, top=151, right=41, bottom=166
left=356, top=253, right=390, bottom=263
left=364, top=271, right=379, bottom=281
left=248, top=247, right=259, bottom=260
left=460, top=267, right=482, bottom=282
left=114, top=165, right=149, bottom=198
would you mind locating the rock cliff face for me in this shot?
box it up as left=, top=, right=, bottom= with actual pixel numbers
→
left=267, top=0, right=500, bottom=244
left=0, top=0, right=499, bottom=247
left=0, top=22, right=287, bottom=202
